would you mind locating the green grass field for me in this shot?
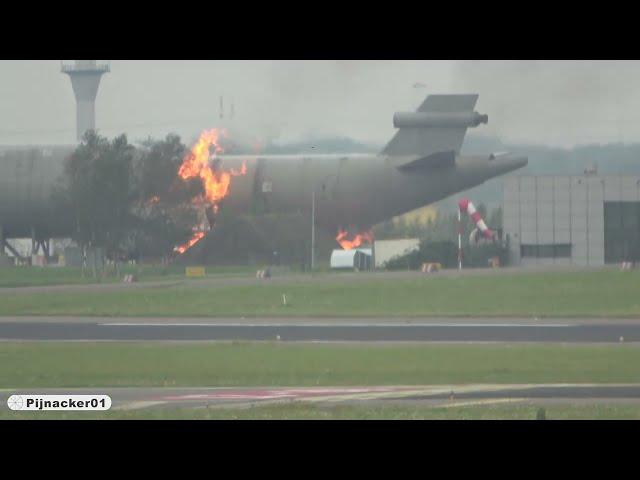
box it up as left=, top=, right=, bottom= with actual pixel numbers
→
left=0, top=266, right=114, bottom=288
left=1, top=269, right=640, bottom=317
left=3, top=342, right=639, bottom=420
left=0, top=264, right=257, bottom=288
left=3, top=403, right=640, bottom=420
left=2, top=342, right=639, bottom=388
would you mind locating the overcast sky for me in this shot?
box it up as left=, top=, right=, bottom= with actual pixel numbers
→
left=1, top=60, right=639, bottom=148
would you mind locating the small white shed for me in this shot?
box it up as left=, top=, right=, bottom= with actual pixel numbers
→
left=330, top=248, right=372, bottom=270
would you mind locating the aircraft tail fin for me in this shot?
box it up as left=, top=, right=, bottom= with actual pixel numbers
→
left=382, top=94, right=485, bottom=158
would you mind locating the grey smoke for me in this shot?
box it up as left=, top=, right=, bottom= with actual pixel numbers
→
left=452, top=60, right=640, bottom=147
left=1, top=60, right=639, bottom=148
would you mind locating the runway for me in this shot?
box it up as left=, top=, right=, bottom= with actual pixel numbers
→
left=3, top=384, right=640, bottom=411
left=1, top=317, right=640, bottom=343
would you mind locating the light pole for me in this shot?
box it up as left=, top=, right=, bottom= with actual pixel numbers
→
left=311, top=174, right=337, bottom=272
left=458, top=207, right=463, bottom=270
left=311, top=189, right=316, bottom=270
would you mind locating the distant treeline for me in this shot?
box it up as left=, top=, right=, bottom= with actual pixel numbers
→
left=384, top=241, right=508, bottom=270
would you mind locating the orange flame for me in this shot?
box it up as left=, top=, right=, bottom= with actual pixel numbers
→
left=178, top=128, right=246, bottom=206
left=173, top=128, right=247, bottom=255
left=174, top=231, right=206, bottom=255
left=336, top=229, right=374, bottom=250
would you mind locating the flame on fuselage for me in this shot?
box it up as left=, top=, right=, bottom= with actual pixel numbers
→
left=173, top=231, right=206, bottom=255
left=178, top=128, right=246, bottom=206
left=336, top=229, right=374, bottom=250
left=174, top=128, right=247, bottom=255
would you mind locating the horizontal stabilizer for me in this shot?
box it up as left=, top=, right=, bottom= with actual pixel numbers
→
left=382, top=94, right=482, bottom=158
left=416, top=94, right=479, bottom=113
left=394, top=151, right=456, bottom=171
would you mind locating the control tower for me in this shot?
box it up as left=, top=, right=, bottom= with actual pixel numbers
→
left=61, top=60, right=110, bottom=141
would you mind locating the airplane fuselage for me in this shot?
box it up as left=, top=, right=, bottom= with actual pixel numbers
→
left=0, top=93, right=529, bottom=243
left=215, top=153, right=527, bottom=234
left=0, top=148, right=526, bottom=241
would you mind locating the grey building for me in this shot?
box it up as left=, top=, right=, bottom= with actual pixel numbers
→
left=503, top=175, right=640, bottom=266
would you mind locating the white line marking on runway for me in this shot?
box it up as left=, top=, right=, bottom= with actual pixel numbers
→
left=99, top=323, right=575, bottom=328
left=438, top=398, right=527, bottom=408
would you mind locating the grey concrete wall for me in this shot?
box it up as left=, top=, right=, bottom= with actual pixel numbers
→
left=503, top=177, right=521, bottom=265
left=503, top=175, right=640, bottom=267
left=586, top=177, right=604, bottom=266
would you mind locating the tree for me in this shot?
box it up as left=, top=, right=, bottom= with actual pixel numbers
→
left=135, top=134, right=202, bottom=206
left=131, top=134, right=202, bottom=262
left=58, top=132, right=206, bottom=270
left=97, top=134, right=136, bottom=259
left=60, top=131, right=135, bottom=271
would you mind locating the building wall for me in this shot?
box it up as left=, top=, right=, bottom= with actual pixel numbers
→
left=504, top=175, right=640, bottom=266
left=373, top=239, right=420, bottom=268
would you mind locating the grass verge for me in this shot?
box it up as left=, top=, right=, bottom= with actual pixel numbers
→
left=1, top=342, right=639, bottom=388
left=2, top=270, right=639, bottom=317
left=3, top=403, right=640, bottom=420
left=0, top=265, right=256, bottom=288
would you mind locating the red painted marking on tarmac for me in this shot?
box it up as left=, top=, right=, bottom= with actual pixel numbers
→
left=160, top=387, right=416, bottom=402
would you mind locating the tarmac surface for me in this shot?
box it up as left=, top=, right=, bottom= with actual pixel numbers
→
left=2, top=384, right=640, bottom=411
left=1, top=317, right=639, bottom=343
